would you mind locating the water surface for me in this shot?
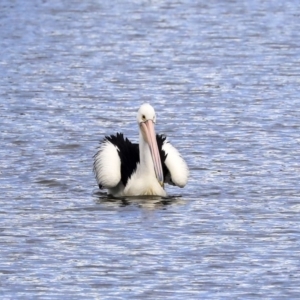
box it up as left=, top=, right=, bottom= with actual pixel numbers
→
left=1, top=0, right=300, bottom=298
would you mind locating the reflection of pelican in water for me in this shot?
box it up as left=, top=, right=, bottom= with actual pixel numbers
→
left=94, top=192, right=186, bottom=210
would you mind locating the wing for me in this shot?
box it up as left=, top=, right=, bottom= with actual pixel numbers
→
left=157, top=134, right=189, bottom=188
left=93, top=133, right=139, bottom=189
left=93, top=136, right=121, bottom=189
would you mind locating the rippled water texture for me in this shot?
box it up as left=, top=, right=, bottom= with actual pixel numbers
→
left=1, top=0, right=300, bottom=298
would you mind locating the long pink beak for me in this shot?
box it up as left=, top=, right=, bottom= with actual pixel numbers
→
left=140, top=120, right=164, bottom=186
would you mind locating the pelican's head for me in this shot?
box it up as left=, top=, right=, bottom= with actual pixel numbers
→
left=136, top=103, right=156, bottom=124
left=137, top=103, right=164, bottom=186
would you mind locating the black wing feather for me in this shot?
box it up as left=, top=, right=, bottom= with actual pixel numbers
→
left=104, top=133, right=139, bottom=187
left=156, top=134, right=169, bottom=180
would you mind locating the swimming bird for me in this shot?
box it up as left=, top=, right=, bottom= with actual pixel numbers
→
left=93, top=103, right=188, bottom=197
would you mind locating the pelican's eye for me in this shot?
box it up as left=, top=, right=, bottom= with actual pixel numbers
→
left=142, top=115, right=146, bottom=121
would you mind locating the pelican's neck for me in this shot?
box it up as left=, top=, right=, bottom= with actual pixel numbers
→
left=139, top=131, right=155, bottom=176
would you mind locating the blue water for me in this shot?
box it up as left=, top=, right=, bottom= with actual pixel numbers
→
left=1, top=0, right=300, bottom=298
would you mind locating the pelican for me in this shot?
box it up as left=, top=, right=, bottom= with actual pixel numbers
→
left=93, top=103, right=189, bottom=197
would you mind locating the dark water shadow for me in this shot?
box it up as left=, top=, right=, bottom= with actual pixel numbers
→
left=93, top=191, right=187, bottom=210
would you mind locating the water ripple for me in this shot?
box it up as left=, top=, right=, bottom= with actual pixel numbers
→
left=1, top=0, right=300, bottom=298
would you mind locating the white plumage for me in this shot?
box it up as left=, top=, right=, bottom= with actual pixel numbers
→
left=162, top=142, right=189, bottom=188
left=94, top=141, right=121, bottom=188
